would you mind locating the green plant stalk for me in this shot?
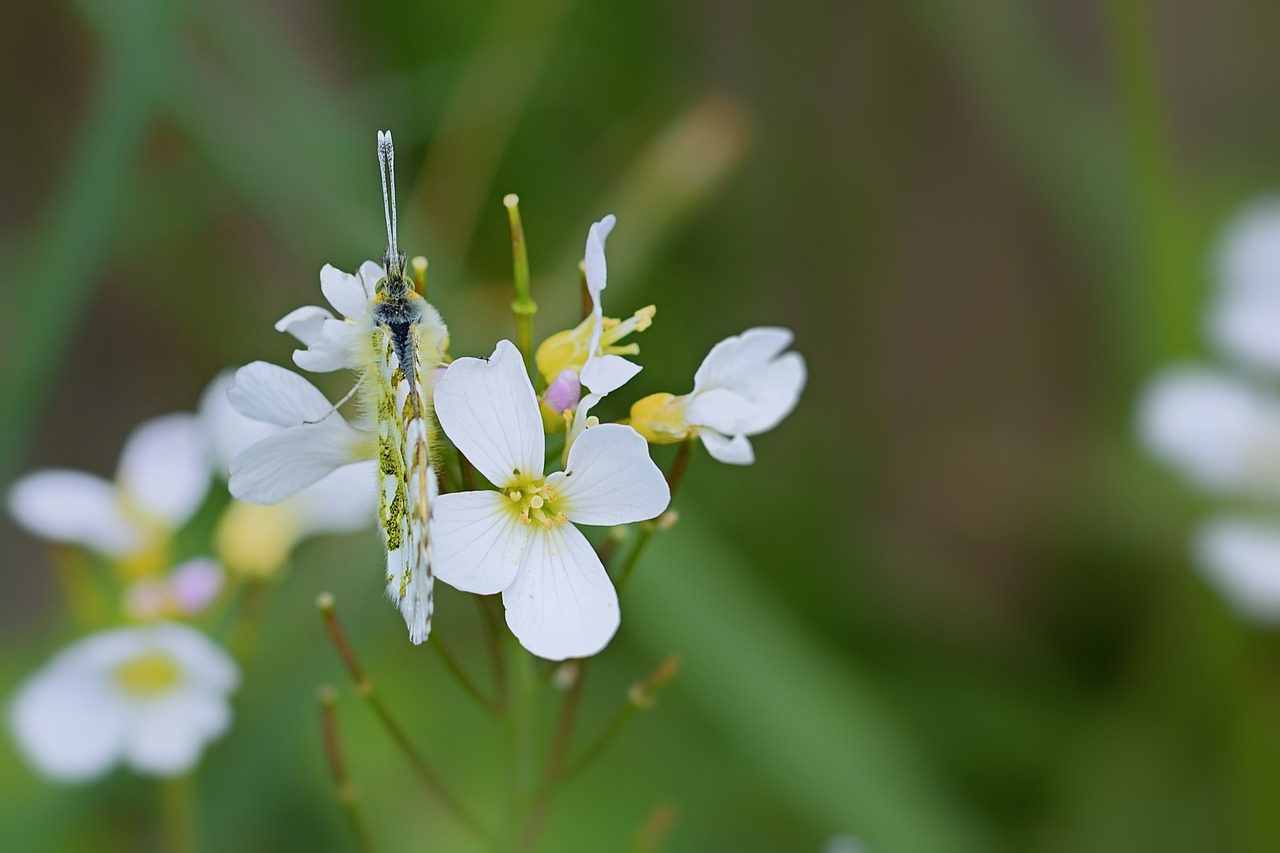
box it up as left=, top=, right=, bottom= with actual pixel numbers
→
left=317, top=686, right=376, bottom=853
left=316, top=594, right=495, bottom=845
left=505, top=194, right=538, bottom=376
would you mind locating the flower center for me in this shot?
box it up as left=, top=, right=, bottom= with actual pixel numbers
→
left=115, top=652, right=182, bottom=697
left=505, top=479, right=568, bottom=529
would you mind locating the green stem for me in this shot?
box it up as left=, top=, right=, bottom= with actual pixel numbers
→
left=521, top=660, right=586, bottom=849
left=537, top=657, right=679, bottom=795
left=317, top=686, right=376, bottom=852
left=504, top=642, right=538, bottom=849
left=316, top=594, right=496, bottom=845
left=614, top=440, right=694, bottom=591
left=505, top=194, right=538, bottom=376
left=159, top=774, right=200, bottom=853
left=431, top=633, right=500, bottom=715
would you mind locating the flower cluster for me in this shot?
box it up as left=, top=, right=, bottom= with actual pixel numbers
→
left=224, top=135, right=806, bottom=660
left=7, top=373, right=378, bottom=782
left=1138, top=199, right=1280, bottom=621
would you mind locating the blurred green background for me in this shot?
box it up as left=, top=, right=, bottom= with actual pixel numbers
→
left=5, top=0, right=1280, bottom=850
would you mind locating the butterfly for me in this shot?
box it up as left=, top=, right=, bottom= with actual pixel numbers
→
left=366, top=130, right=447, bottom=644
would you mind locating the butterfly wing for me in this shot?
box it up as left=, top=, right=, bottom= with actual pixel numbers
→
left=371, top=329, right=434, bottom=644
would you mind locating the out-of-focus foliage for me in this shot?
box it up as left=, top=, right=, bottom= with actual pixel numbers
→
left=5, top=0, right=1280, bottom=850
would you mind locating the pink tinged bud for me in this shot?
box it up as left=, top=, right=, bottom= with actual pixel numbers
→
left=543, top=370, right=582, bottom=414
left=170, top=558, right=225, bottom=615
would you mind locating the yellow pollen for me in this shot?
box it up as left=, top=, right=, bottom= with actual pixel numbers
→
left=505, top=479, right=568, bottom=529
left=509, top=490, right=523, bottom=501
left=115, top=652, right=181, bottom=697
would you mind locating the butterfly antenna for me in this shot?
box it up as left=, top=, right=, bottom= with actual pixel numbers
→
left=377, top=130, right=399, bottom=264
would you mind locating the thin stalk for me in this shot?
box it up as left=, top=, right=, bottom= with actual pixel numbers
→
left=316, top=593, right=495, bottom=845
left=159, top=774, right=200, bottom=853
left=431, top=633, right=500, bottom=715
left=521, top=660, right=586, bottom=849
left=317, top=686, right=376, bottom=852
left=503, top=642, right=538, bottom=849
left=614, top=440, right=694, bottom=591
left=505, top=194, right=538, bottom=376
left=538, top=656, right=679, bottom=793
left=479, top=595, right=509, bottom=707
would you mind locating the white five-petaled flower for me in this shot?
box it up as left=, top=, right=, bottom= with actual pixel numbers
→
left=1138, top=198, right=1280, bottom=622
left=9, top=623, right=239, bottom=782
left=630, top=327, right=807, bottom=465
left=8, top=413, right=212, bottom=562
left=201, top=371, right=377, bottom=577
left=432, top=340, right=670, bottom=660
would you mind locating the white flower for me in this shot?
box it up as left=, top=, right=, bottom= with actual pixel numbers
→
left=225, top=362, right=374, bottom=506
left=630, top=327, right=807, bottom=465
left=1208, top=198, right=1280, bottom=372
left=1195, top=517, right=1280, bottom=623
left=276, top=261, right=385, bottom=373
left=432, top=340, right=670, bottom=660
left=277, top=262, right=448, bottom=374
left=9, top=623, right=239, bottom=782
left=8, top=414, right=212, bottom=560
left=1137, top=365, right=1280, bottom=498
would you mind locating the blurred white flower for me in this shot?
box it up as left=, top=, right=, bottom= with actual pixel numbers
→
left=200, top=370, right=377, bottom=577
left=1195, top=518, right=1280, bottom=624
left=1137, top=365, right=1280, bottom=497
left=1209, top=198, right=1280, bottom=372
left=8, top=414, right=212, bottom=561
left=432, top=340, right=670, bottom=660
left=10, top=623, right=238, bottom=782
left=630, top=327, right=807, bottom=464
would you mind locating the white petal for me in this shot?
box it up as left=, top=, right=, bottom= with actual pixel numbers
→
left=1209, top=289, right=1280, bottom=373
left=154, top=623, right=240, bottom=693
left=356, top=261, right=386, bottom=300
left=434, top=340, right=545, bottom=487
left=290, top=461, right=379, bottom=536
left=692, top=327, right=794, bottom=395
left=9, top=656, right=127, bottom=782
left=117, top=413, right=212, bottom=529
left=8, top=471, right=141, bottom=555
left=1137, top=365, right=1280, bottom=495
left=433, top=491, right=528, bottom=594
left=548, top=424, right=669, bottom=526
left=228, top=362, right=338, bottom=427
left=684, top=388, right=752, bottom=435
left=229, top=421, right=364, bottom=504
left=1214, top=198, right=1280, bottom=298
left=583, top=215, right=617, bottom=298
left=736, top=351, right=806, bottom=434
left=1195, top=517, right=1280, bottom=623
left=699, top=430, right=755, bottom=465
left=198, top=371, right=277, bottom=474
left=579, top=353, right=641, bottom=397
left=124, top=693, right=231, bottom=776
left=502, top=522, right=620, bottom=661
left=274, top=305, right=334, bottom=345
left=320, top=264, right=370, bottom=320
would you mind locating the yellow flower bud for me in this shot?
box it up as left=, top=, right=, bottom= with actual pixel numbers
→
left=629, top=393, right=692, bottom=444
